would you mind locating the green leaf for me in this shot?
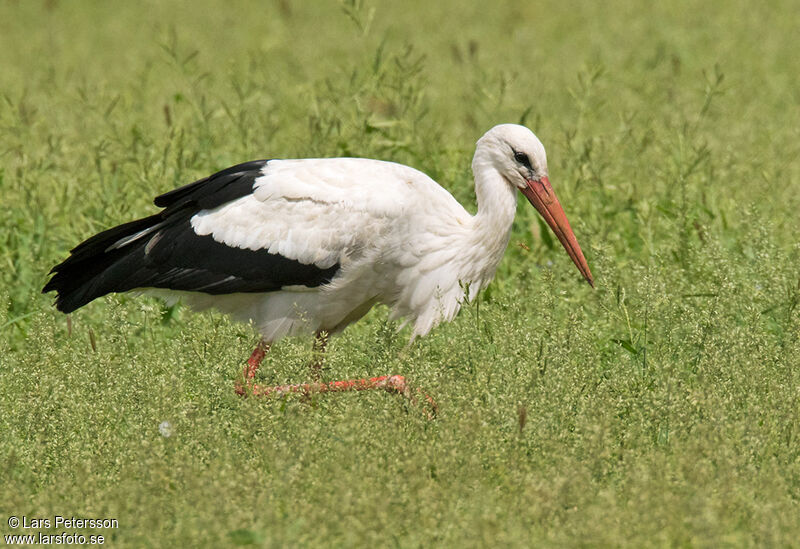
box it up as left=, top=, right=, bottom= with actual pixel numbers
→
left=611, top=338, right=639, bottom=356
left=227, top=529, right=265, bottom=546
left=536, top=216, right=555, bottom=250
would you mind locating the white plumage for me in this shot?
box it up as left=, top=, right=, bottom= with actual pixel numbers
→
left=159, top=157, right=483, bottom=341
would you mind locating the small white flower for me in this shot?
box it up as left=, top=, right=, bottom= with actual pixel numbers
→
left=158, top=421, right=173, bottom=438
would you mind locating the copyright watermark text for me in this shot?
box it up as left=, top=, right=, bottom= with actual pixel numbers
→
left=5, top=515, right=118, bottom=545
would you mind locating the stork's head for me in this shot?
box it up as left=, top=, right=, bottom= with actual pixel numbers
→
left=477, top=124, right=594, bottom=287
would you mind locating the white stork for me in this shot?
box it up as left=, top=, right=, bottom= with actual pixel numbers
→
left=44, top=124, right=593, bottom=413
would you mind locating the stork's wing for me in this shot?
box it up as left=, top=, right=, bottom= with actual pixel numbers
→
left=190, top=158, right=448, bottom=270
left=44, top=158, right=454, bottom=313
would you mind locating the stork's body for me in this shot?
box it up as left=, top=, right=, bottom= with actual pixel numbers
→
left=44, top=125, right=593, bottom=412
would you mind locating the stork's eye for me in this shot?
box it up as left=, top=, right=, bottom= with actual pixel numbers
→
left=513, top=151, right=532, bottom=169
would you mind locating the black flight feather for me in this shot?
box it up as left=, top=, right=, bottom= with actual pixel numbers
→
left=43, top=160, right=341, bottom=313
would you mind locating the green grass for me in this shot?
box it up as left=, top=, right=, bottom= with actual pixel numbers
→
left=2, top=0, right=799, bottom=546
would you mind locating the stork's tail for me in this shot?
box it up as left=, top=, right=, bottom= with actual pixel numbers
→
left=42, top=214, right=163, bottom=313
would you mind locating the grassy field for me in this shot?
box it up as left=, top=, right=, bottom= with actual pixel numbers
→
left=2, top=0, right=799, bottom=546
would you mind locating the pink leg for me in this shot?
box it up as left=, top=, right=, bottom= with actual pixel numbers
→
left=235, top=340, right=270, bottom=395
left=310, top=330, right=329, bottom=381
left=249, top=375, right=437, bottom=420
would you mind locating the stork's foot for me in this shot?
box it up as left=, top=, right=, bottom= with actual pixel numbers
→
left=241, top=375, right=437, bottom=420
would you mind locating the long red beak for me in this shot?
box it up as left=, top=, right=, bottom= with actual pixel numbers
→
left=520, top=176, right=594, bottom=287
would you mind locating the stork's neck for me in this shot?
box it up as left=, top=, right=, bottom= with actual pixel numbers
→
left=462, top=154, right=518, bottom=290
left=473, top=159, right=517, bottom=229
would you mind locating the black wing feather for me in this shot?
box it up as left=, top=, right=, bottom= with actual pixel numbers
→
left=43, top=159, right=341, bottom=313
left=154, top=159, right=270, bottom=210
